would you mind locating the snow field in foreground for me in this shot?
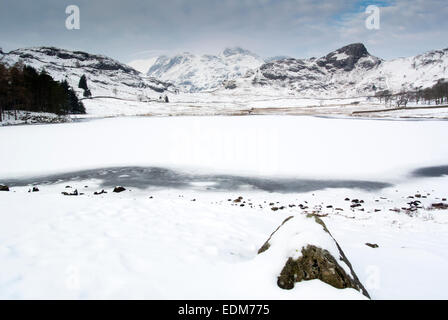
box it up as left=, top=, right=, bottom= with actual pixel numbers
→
left=0, top=183, right=365, bottom=299
left=1, top=177, right=448, bottom=299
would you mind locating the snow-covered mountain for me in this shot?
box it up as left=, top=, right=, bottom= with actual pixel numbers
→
left=228, top=43, right=448, bottom=97
left=2, top=44, right=447, bottom=101
left=145, top=47, right=265, bottom=92
left=0, top=47, right=173, bottom=100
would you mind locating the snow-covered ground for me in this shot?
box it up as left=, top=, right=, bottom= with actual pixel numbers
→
left=353, top=107, right=448, bottom=119
left=2, top=93, right=447, bottom=127
left=77, top=92, right=448, bottom=120
left=1, top=116, right=448, bottom=299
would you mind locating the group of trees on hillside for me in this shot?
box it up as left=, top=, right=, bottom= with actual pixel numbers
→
left=0, top=63, right=85, bottom=121
left=374, top=80, right=448, bottom=107
left=416, top=81, right=448, bottom=105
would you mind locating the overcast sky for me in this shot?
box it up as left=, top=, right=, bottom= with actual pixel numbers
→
left=0, top=0, right=447, bottom=63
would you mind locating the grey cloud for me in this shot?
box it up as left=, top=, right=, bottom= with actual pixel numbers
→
left=0, top=0, right=446, bottom=63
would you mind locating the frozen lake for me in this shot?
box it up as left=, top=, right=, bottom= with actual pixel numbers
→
left=2, top=166, right=392, bottom=193
left=1, top=115, right=448, bottom=182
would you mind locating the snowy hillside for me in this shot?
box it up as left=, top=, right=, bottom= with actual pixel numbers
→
left=145, top=47, right=265, bottom=92
left=369, top=48, right=448, bottom=93
left=227, top=43, right=448, bottom=98
left=127, top=56, right=159, bottom=74
left=0, top=47, right=174, bottom=100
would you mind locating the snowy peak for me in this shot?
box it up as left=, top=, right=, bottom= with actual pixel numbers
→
left=317, top=43, right=381, bottom=72
left=145, top=48, right=265, bottom=92
left=327, top=43, right=370, bottom=60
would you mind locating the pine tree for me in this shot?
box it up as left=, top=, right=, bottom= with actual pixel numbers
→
left=78, top=74, right=88, bottom=91
left=0, top=64, right=86, bottom=116
left=83, top=89, right=92, bottom=98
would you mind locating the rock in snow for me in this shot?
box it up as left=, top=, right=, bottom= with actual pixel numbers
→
left=61, top=189, right=78, bottom=196
left=113, top=186, right=126, bottom=193
left=258, top=215, right=370, bottom=298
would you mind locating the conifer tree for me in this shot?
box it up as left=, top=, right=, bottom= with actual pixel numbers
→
left=78, top=74, right=88, bottom=91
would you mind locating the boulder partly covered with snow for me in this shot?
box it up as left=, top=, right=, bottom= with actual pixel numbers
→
left=258, top=215, right=370, bottom=299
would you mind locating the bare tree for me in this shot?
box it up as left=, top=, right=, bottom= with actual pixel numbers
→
left=396, top=92, right=408, bottom=108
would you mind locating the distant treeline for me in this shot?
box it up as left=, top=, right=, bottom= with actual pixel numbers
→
left=0, top=63, right=85, bottom=118
left=417, top=81, right=448, bottom=105
left=374, top=80, right=448, bottom=106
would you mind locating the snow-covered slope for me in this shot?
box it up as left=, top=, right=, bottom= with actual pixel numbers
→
left=146, top=47, right=265, bottom=92
left=366, top=48, right=448, bottom=93
left=0, top=47, right=174, bottom=100
left=127, top=56, right=159, bottom=74
left=227, top=43, right=448, bottom=98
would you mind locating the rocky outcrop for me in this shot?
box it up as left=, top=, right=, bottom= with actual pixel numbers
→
left=318, top=43, right=377, bottom=72
left=0, top=184, right=10, bottom=191
left=249, top=43, right=383, bottom=96
left=258, top=215, right=370, bottom=298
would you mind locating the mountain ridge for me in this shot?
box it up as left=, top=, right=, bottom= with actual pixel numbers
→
left=2, top=44, right=447, bottom=100
left=227, top=43, right=448, bottom=97
left=0, top=46, right=173, bottom=100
